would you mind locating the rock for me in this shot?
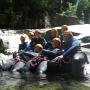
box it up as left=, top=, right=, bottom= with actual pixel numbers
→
left=81, top=36, right=90, bottom=43
left=0, top=38, right=9, bottom=53
left=50, top=15, right=81, bottom=26
left=0, top=39, right=5, bottom=53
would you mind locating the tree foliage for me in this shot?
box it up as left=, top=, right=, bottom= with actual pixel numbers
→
left=59, top=3, right=76, bottom=16
left=76, top=0, right=90, bottom=23
left=79, top=0, right=90, bottom=10
left=0, top=0, right=90, bottom=29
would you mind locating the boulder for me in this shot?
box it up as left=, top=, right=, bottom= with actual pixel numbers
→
left=50, top=15, right=81, bottom=26
left=0, top=38, right=9, bottom=53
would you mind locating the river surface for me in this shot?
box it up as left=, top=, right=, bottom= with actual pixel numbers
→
left=0, top=24, right=90, bottom=88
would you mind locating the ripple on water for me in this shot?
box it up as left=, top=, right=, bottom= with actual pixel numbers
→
left=0, top=71, right=22, bottom=87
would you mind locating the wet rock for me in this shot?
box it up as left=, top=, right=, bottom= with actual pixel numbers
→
left=0, top=39, right=5, bottom=53
left=50, top=15, right=81, bottom=26
left=81, top=36, right=90, bottom=43
left=81, top=44, right=90, bottom=48
left=0, top=39, right=9, bottom=54
left=72, top=32, right=80, bottom=36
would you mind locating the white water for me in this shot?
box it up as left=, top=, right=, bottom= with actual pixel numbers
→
left=0, top=24, right=90, bottom=51
left=0, top=24, right=90, bottom=67
left=0, top=31, right=20, bottom=52
left=0, top=24, right=90, bottom=65
left=0, top=24, right=90, bottom=87
left=0, top=30, right=30, bottom=53
left=68, top=24, right=90, bottom=37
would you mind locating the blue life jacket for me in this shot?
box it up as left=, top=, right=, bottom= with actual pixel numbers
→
left=19, top=42, right=28, bottom=51
left=63, top=37, right=80, bottom=60
left=24, top=37, right=47, bottom=51
left=42, top=47, right=63, bottom=59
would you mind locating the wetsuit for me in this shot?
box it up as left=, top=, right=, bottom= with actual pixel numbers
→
left=24, top=37, right=47, bottom=51
left=19, top=42, right=28, bottom=51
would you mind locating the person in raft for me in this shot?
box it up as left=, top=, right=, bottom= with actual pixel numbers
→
left=37, top=31, right=80, bottom=81
left=18, top=34, right=28, bottom=51
left=41, top=37, right=63, bottom=60
left=45, top=27, right=58, bottom=49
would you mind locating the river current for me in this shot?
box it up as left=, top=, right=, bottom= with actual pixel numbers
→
left=0, top=24, right=90, bottom=87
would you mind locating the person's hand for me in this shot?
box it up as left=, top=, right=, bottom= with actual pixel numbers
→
left=52, top=55, right=63, bottom=62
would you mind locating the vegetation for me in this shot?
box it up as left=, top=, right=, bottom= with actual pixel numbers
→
left=57, top=3, right=76, bottom=16
left=76, top=0, right=90, bottom=23
left=0, top=0, right=90, bottom=29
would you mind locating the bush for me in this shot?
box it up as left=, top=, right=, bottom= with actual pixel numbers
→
left=58, top=3, right=76, bottom=16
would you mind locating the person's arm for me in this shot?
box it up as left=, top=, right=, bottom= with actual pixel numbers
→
left=40, top=38, right=47, bottom=47
left=63, top=40, right=80, bottom=58
left=42, top=49, right=63, bottom=58
left=52, top=40, right=80, bottom=62
left=18, top=42, right=28, bottom=51
left=24, top=41, right=35, bottom=51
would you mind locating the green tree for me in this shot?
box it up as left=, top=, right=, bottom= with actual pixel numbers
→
left=60, top=3, right=76, bottom=16
left=1, top=0, right=90, bottom=29
left=76, top=0, right=90, bottom=23
left=13, top=0, right=48, bottom=28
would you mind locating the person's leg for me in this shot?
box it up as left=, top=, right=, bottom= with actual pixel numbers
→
left=37, top=61, right=48, bottom=85
left=37, top=60, right=67, bottom=85
left=38, top=61, right=47, bottom=80
left=37, top=61, right=63, bottom=79
left=71, top=51, right=88, bottom=79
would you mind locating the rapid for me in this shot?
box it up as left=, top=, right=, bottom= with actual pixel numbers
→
left=0, top=24, right=90, bottom=87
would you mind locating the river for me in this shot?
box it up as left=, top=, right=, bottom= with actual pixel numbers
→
left=0, top=24, right=90, bottom=88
